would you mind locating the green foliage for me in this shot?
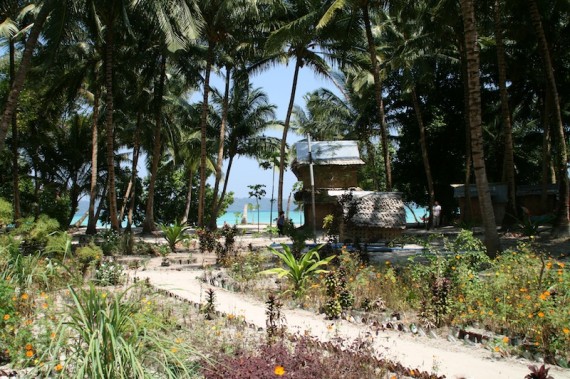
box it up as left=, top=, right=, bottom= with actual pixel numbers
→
left=39, top=285, right=198, bottom=378
left=38, top=189, right=71, bottom=230
left=94, top=261, right=124, bottom=286
left=262, top=244, right=335, bottom=298
left=0, top=197, right=12, bottom=228
left=14, top=215, right=60, bottom=254
left=160, top=220, right=189, bottom=253
left=96, top=230, right=121, bottom=256
left=75, top=243, right=102, bottom=275
left=284, top=220, right=312, bottom=257
left=228, top=251, right=267, bottom=285
left=44, top=231, right=72, bottom=259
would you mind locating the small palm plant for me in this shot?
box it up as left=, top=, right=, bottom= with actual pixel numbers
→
left=262, top=244, right=335, bottom=298
left=160, top=220, right=189, bottom=253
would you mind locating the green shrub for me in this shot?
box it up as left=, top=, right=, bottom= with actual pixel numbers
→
left=161, top=221, right=189, bottom=253
left=75, top=243, right=102, bottom=275
left=37, top=285, right=199, bottom=378
left=14, top=215, right=60, bottom=254
left=262, top=244, right=334, bottom=299
left=0, top=197, right=12, bottom=228
left=97, top=230, right=121, bottom=256
left=94, top=261, right=124, bottom=286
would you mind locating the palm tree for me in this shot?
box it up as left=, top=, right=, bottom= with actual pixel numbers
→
left=527, top=0, right=569, bottom=236
left=460, top=0, right=501, bottom=257
left=0, top=0, right=54, bottom=150
left=256, top=0, right=337, bottom=214
left=210, top=80, right=280, bottom=223
left=494, top=0, right=517, bottom=227
left=318, top=0, right=393, bottom=191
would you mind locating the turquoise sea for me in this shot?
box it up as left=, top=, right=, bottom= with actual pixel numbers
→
left=71, top=204, right=423, bottom=228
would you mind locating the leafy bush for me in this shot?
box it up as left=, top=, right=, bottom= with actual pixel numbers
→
left=262, top=244, right=334, bottom=298
left=38, top=285, right=199, bottom=378
left=44, top=231, right=72, bottom=259
left=0, top=197, right=12, bottom=229
left=161, top=221, right=189, bottom=253
left=14, top=215, right=60, bottom=254
left=94, top=261, right=124, bottom=286
left=75, top=243, right=102, bottom=275
left=96, top=230, right=121, bottom=256
left=203, top=336, right=388, bottom=379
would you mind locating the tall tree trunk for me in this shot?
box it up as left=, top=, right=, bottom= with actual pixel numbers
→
left=495, top=0, right=517, bottom=227
left=278, top=59, right=301, bottom=214
left=181, top=167, right=194, bottom=225
left=411, top=86, right=435, bottom=227
left=213, top=154, right=235, bottom=221
left=87, top=85, right=101, bottom=235
left=209, top=65, right=232, bottom=229
left=540, top=89, right=553, bottom=212
left=124, top=111, right=141, bottom=231
left=142, top=54, right=167, bottom=233
left=363, top=3, right=392, bottom=191
left=459, top=37, right=473, bottom=223
left=527, top=0, right=569, bottom=236
left=0, top=0, right=51, bottom=149
left=9, top=38, right=21, bottom=223
left=198, top=44, right=214, bottom=227
left=104, top=22, right=120, bottom=231
left=461, top=0, right=501, bottom=257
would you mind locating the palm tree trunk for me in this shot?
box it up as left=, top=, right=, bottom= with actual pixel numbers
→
left=104, top=22, right=120, bottom=231
left=363, top=3, right=392, bottom=191
left=461, top=0, right=501, bottom=257
left=527, top=0, right=569, bottom=235
left=411, top=86, right=435, bottom=227
left=278, top=59, right=301, bottom=214
left=495, top=0, right=517, bottom=227
left=209, top=65, right=232, bottom=229
left=9, top=38, right=21, bottom=223
left=540, top=89, right=553, bottom=212
left=0, top=0, right=51, bottom=150
left=181, top=167, right=194, bottom=225
left=87, top=85, right=100, bottom=235
left=125, top=112, right=141, bottom=232
left=198, top=44, right=214, bottom=228
left=459, top=38, right=473, bottom=223
left=143, top=54, right=167, bottom=233
left=213, top=154, right=235, bottom=221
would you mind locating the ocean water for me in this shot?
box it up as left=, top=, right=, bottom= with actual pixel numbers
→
left=71, top=204, right=423, bottom=228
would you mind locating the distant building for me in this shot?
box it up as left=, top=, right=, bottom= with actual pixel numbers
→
left=292, top=140, right=405, bottom=242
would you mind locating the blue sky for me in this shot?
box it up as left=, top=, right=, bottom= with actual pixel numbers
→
left=206, top=64, right=337, bottom=199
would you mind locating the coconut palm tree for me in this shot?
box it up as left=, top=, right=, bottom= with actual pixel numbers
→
left=460, top=0, right=501, bottom=256
left=254, top=0, right=338, bottom=214
left=526, top=0, right=569, bottom=236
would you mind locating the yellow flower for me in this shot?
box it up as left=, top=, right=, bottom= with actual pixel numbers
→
left=25, top=350, right=34, bottom=358
left=25, top=343, right=33, bottom=350
left=3, top=314, right=9, bottom=321
left=538, top=312, right=545, bottom=318
left=502, top=336, right=509, bottom=344
left=170, top=347, right=178, bottom=353
left=539, top=291, right=550, bottom=301
left=494, top=346, right=500, bottom=352
left=55, top=363, right=63, bottom=371
left=563, top=328, right=570, bottom=335
left=101, top=293, right=107, bottom=299
left=519, top=287, right=527, bottom=292
left=50, top=332, right=56, bottom=340
left=42, top=303, right=48, bottom=309
left=557, top=262, right=565, bottom=268
left=455, top=255, right=460, bottom=260
left=274, top=365, right=285, bottom=376
left=21, top=293, right=29, bottom=300
left=545, top=262, right=552, bottom=270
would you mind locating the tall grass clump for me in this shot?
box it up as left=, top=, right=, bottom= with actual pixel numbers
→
left=40, top=285, right=200, bottom=378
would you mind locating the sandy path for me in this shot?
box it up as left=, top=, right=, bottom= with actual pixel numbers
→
left=133, top=268, right=569, bottom=379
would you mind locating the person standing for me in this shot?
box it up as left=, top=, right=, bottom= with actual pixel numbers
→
left=277, top=211, right=285, bottom=236
left=433, top=201, right=442, bottom=227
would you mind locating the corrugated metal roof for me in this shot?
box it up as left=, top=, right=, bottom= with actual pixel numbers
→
left=452, top=183, right=508, bottom=202
left=295, top=140, right=364, bottom=165
left=516, top=184, right=558, bottom=196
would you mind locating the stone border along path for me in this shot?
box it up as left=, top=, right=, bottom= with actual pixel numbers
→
left=132, top=266, right=570, bottom=379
